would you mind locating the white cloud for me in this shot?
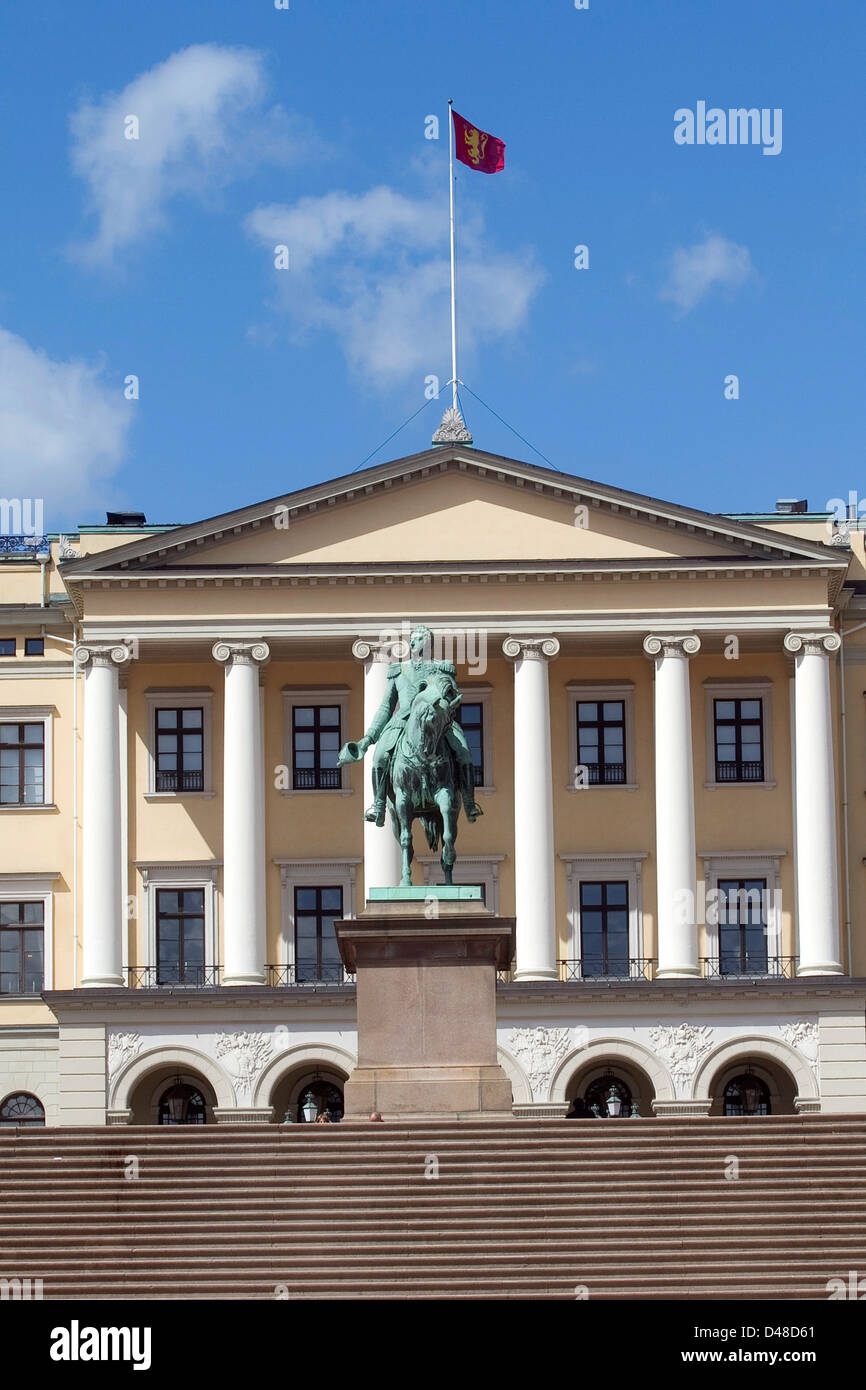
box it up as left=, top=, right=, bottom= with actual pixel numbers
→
left=244, top=184, right=544, bottom=386
left=660, top=233, right=756, bottom=313
left=70, top=44, right=310, bottom=265
left=0, top=327, right=131, bottom=523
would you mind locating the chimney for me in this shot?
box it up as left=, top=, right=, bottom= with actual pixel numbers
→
left=774, top=499, right=808, bottom=514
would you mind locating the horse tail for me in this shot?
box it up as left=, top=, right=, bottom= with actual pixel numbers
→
left=420, top=814, right=440, bottom=853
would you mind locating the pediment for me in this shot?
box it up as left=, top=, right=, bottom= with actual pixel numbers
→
left=61, top=446, right=844, bottom=577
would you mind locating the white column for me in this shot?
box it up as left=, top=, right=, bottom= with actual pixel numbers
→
left=213, top=641, right=270, bottom=986
left=75, top=642, right=132, bottom=987
left=352, top=639, right=402, bottom=893
left=503, top=636, right=560, bottom=980
left=643, top=635, right=701, bottom=979
left=783, top=631, right=843, bottom=975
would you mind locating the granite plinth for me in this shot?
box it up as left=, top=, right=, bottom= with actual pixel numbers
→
left=336, top=907, right=515, bottom=1120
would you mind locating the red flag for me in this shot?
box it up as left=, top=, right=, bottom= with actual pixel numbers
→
left=451, top=109, right=505, bottom=173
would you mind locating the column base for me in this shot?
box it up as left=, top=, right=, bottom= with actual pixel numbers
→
left=513, top=968, right=559, bottom=982
left=797, top=963, right=844, bottom=976
left=655, top=966, right=701, bottom=980
left=222, top=973, right=267, bottom=987
left=80, top=975, right=125, bottom=988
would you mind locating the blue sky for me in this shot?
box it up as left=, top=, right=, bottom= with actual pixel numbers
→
left=1, top=0, right=864, bottom=531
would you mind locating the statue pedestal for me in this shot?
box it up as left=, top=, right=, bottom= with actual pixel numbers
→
left=336, top=902, right=515, bottom=1121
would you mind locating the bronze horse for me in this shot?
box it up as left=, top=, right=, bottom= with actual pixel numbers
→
left=386, top=669, right=464, bottom=887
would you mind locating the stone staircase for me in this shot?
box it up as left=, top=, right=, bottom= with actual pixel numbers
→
left=1, top=1116, right=864, bottom=1299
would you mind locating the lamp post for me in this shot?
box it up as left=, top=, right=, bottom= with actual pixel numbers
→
left=301, top=1089, right=319, bottom=1123
left=606, top=1084, right=623, bottom=1118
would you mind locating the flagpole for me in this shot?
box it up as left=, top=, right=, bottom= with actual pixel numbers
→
left=447, top=98, right=458, bottom=412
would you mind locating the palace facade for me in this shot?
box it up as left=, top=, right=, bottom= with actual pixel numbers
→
left=2, top=442, right=865, bottom=1126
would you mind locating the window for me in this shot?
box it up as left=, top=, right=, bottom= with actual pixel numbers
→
left=156, top=888, right=206, bottom=985
left=566, top=681, right=636, bottom=790
left=139, top=863, right=218, bottom=986
left=717, top=878, right=768, bottom=975
left=294, top=885, right=343, bottom=983
left=0, top=640, right=15, bottom=657
left=24, top=638, right=44, bottom=657
left=576, top=700, right=626, bottom=785
left=562, top=854, right=647, bottom=978
left=282, top=687, right=351, bottom=795
left=145, top=689, right=213, bottom=797
left=155, top=707, right=204, bottom=792
left=158, top=1083, right=207, bottom=1125
left=714, top=699, right=764, bottom=782
left=457, top=701, right=484, bottom=786
left=703, top=679, right=773, bottom=788
left=579, top=881, right=630, bottom=977
left=0, top=902, right=44, bottom=993
left=0, top=722, right=44, bottom=805
left=0, top=1093, right=45, bottom=1126
left=292, top=705, right=341, bottom=790
left=723, top=1073, right=770, bottom=1117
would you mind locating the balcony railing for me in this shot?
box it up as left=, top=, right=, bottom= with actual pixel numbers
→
left=293, top=768, right=342, bottom=790
left=700, top=955, right=798, bottom=979
left=125, top=965, right=222, bottom=989
left=266, top=963, right=355, bottom=987
left=714, top=759, right=764, bottom=783
left=582, top=762, right=626, bottom=786
left=497, top=958, right=657, bottom=983
left=155, top=769, right=204, bottom=793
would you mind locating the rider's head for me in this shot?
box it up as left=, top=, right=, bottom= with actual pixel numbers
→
left=409, top=624, right=433, bottom=661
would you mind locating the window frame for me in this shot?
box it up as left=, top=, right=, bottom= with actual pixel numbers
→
left=700, top=852, right=784, bottom=974
left=0, top=706, right=54, bottom=810
left=144, top=689, right=214, bottom=798
left=566, top=681, right=637, bottom=791
left=154, top=885, right=207, bottom=987
left=24, top=638, right=44, bottom=657
left=457, top=683, right=494, bottom=793
left=703, top=678, right=774, bottom=788
left=138, top=862, right=219, bottom=981
left=0, top=874, right=57, bottom=992
left=281, top=687, right=352, bottom=796
left=275, top=859, right=359, bottom=979
left=560, top=854, right=647, bottom=972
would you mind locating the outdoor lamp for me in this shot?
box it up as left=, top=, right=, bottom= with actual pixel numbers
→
left=301, top=1089, right=319, bottom=1123
left=166, top=1078, right=186, bottom=1124
left=741, top=1065, right=761, bottom=1114
left=606, top=1084, right=622, bottom=1118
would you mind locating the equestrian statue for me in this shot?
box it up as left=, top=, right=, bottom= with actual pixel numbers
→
left=338, top=625, right=483, bottom=887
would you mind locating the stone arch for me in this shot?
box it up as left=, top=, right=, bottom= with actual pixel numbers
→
left=549, top=1037, right=676, bottom=1105
left=692, top=1034, right=817, bottom=1103
left=252, top=1042, right=356, bottom=1108
left=497, top=1046, right=531, bottom=1105
left=110, top=1045, right=236, bottom=1112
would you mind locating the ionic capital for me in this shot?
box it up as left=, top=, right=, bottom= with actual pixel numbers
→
left=502, top=636, right=560, bottom=663
left=352, top=637, right=404, bottom=664
left=212, top=640, right=271, bottom=668
left=783, top=631, right=841, bottom=658
left=74, top=640, right=135, bottom=670
left=643, top=634, right=701, bottom=661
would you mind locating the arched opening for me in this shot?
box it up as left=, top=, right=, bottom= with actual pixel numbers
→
left=0, top=1092, right=45, bottom=1127
left=565, top=1058, right=655, bottom=1118
left=708, top=1056, right=797, bottom=1117
left=268, top=1064, right=348, bottom=1124
left=128, top=1067, right=218, bottom=1125
left=157, top=1082, right=208, bottom=1126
